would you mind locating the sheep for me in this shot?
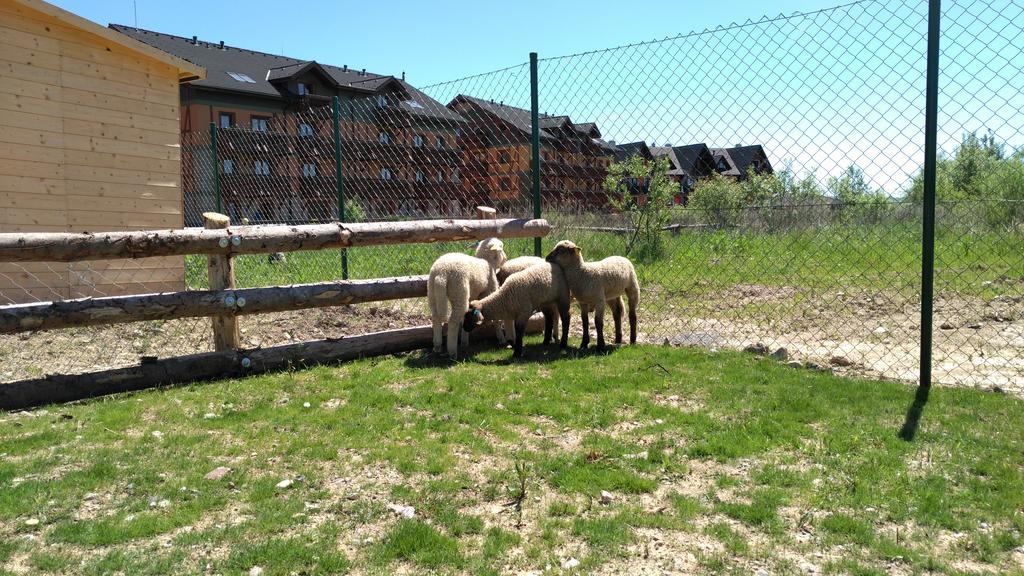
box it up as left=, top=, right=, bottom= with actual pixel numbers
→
left=545, top=240, right=639, bottom=352
left=427, top=238, right=507, bottom=359
left=462, top=261, right=570, bottom=357
left=496, top=255, right=560, bottom=339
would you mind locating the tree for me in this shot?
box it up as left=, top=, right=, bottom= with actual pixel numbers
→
left=604, top=155, right=677, bottom=259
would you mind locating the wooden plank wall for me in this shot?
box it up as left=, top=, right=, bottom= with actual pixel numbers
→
left=0, top=1, right=185, bottom=303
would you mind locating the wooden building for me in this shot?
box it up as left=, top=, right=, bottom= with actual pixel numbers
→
left=447, top=95, right=615, bottom=210
left=0, top=0, right=203, bottom=304
left=111, top=26, right=469, bottom=223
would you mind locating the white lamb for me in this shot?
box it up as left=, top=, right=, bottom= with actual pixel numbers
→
left=496, top=255, right=560, bottom=339
left=545, top=240, right=639, bottom=351
left=427, top=238, right=507, bottom=359
left=462, top=261, right=571, bottom=357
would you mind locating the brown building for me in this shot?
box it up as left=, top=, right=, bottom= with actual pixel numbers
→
left=446, top=96, right=615, bottom=210
left=110, top=25, right=469, bottom=223
left=0, top=0, right=203, bottom=303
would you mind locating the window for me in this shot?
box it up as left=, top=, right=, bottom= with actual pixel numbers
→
left=299, top=123, right=313, bottom=138
left=498, top=150, right=511, bottom=164
left=376, top=95, right=388, bottom=108
left=251, top=117, right=268, bottom=132
left=500, top=178, right=510, bottom=191
left=378, top=131, right=391, bottom=144
left=227, top=71, right=256, bottom=83
left=222, top=159, right=234, bottom=174
left=436, top=171, right=444, bottom=183
left=450, top=169, right=460, bottom=183
left=415, top=170, right=425, bottom=183
left=218, top=112, right=234, bottom=128
left=379, top=168, right=392, bottom=181
left=412, top=134, right=424, bottom=148
left=454, top=128, right=462, bottom=138
left=254, top=160, right=270, bottom=175
left=302, top=163, right=316, bottom=178
left=434, top=136, right=445, bottom=149
left=297, top=82, right=309, bottom=96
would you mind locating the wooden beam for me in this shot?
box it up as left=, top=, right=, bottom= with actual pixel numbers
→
left=204, top=213, right=238, bottom=351
left=0, top=315, right=545, bottom=410
left=0, top=218, right=551, bottom=262
left=1, top=276, right=428, bottom=333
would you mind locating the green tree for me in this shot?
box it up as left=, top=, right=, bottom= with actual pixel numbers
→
left=688, top=173, right=746, bottom=229
left=604, top=155, right=677, bottom=259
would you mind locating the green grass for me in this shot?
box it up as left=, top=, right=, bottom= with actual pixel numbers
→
left=183, top=226, right=1023, bottom=302
left=1, top=345, right=1023, bottom=574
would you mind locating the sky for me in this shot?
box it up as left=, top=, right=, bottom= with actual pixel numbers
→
left=49, top=0, right=1024, bottom=195
left=50, top=0, right=848, bottom=86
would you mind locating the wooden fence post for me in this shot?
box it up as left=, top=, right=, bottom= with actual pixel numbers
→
left=476, top=206, right=496, bottom=220
left=203, top=212, right=239, bottom=351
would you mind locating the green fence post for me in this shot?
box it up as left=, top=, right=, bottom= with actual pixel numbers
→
left=209, top=122, right=221, bottom=214
left=333, top=96, right=349, bottom=280
left=919, top=0, right=941, bottom=390
left=529, top=52, right=542, bottom=257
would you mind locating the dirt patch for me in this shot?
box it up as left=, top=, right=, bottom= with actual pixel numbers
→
left=0, top=302, right=428, bottom=383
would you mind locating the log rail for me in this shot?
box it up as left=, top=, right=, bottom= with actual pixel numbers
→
left=0, top=214, right=551, bottom=409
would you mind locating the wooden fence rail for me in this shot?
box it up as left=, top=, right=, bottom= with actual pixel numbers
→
left=0, top=213, right=552, bottom=409
left=0, top=276, right=427, bottom=334
left=0, top=218, right=550, bottom=263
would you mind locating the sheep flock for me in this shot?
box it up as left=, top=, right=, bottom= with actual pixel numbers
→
left=427, top=238, right=639, bottom=359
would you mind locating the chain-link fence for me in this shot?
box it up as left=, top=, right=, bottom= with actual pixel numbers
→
left=1, top=0, right=1021, bottom=392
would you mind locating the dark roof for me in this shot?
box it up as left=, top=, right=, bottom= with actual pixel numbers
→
left=613, top=141, right=653, bottom=162
left=711, top=145, right=771, bottom=176
left=450, top=95, right=556, bottom=140
left=573, top=122, right=601, bottom=138
left=671, top=144, right=715, bottom=178
left=650, top=146, right=687, bottom=176
left=109, top=24, right=463, bottom=123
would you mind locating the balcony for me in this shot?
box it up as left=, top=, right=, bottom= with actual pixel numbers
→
left=217, top=128, right=292, bottom=156
left=220, top=173, right=292, bottom=196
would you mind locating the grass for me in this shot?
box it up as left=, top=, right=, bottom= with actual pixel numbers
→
left=1, top=344, right=1023, bottom=574
left=184, top=226, right=1023, bottom=300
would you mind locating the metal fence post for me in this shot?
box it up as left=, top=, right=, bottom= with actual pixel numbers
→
left=529, top=52, right=542, bottom=257
left=332, top=96, right=349, bottom=280
left=919, top=0, right=941, bottom=390
left=209, top=122, right=221, bottom=214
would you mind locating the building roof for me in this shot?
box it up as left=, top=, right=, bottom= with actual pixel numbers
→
left=671, top=144, right=715, bottom=178
left=109, top=24, right=463, bottom=123
left=650, top=146, right=688, bottom=176
left=574, top=122, right=601, bottom=138
left=12, top=1, right=203, bottom=81
left=450, top=95, right=557, bottom=140
left=711, top=145, right=771, bottom=176
left=614, top=141, right=654, bottom=161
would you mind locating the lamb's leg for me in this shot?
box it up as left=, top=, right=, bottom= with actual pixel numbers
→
left=513, top=319, right=527, bottom=357
left=558, top=302, right=570, bottom=349
left=579, top=304, right=590, bottom=350
left=447, top=290, right=468, bottom=359
left=430, top=290, right=445, bottom=353
left=594, top=301, right=607, bottom=352
left=542, top=309, right=554, bottom=345
left=548, top=304, right=560, bottom=342
left=627, top=284, right=639, bottom=345
left=609, top=296, right=624, bottom=344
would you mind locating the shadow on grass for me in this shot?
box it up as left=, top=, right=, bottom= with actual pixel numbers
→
left=898, top=384, right=930, bottom=441
left=403, top=340, right=619, bottom=369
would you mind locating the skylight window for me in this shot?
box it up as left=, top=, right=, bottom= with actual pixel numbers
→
left=405, top=100, right=424, bottom=109
left=227, top=72, right=256, bottom=83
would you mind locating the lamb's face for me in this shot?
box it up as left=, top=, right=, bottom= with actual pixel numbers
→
left=545, top=240, right=581, bottom=265
left=462, top=304, right=485, bottom=332
left=475, top=238, right=507, bottom=269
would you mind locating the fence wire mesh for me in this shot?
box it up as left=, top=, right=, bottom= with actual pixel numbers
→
left=1, top=0, right=1021, bottom=393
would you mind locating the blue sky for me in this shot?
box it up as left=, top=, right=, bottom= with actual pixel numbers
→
left=51, top=0, right=1024, bottom=194
left=51, top=0, right=847, bottom=86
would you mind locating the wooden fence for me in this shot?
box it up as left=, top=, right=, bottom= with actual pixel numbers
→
left=0, top=214, right=550, bottom=410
